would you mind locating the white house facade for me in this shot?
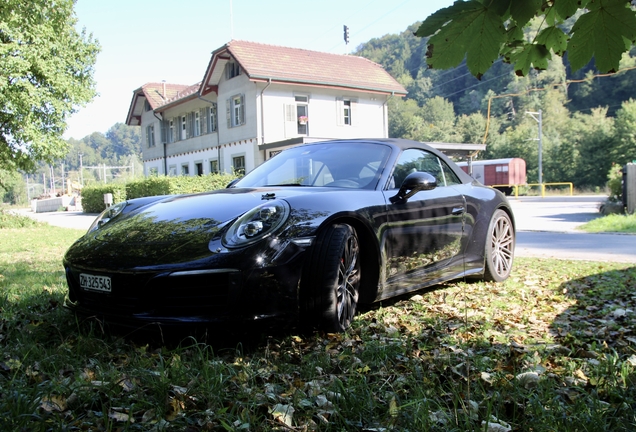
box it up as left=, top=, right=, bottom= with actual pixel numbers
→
left=126, top=40, right=407, bottom=177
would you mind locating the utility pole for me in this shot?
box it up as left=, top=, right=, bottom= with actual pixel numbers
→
left=526, top=110, right=543, bottom=185
left=79, top=153, right=84, bottom=186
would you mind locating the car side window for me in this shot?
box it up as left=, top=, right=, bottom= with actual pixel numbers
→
left=391, top=148, right=448, bottom=188
left=441, top=160, right=461, bottom=185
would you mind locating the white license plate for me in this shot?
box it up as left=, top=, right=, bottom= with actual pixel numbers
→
left=80, top=273, right=112, bottom=293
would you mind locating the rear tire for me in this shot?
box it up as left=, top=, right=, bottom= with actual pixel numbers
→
left=300, top=224, right=361, bottom=332
left=483, top=209, right=514, bottom=282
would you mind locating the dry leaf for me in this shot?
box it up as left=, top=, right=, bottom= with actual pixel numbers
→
left=270, top=403, right=294, bottom=427
left=40, top=395, right=67, bottom=413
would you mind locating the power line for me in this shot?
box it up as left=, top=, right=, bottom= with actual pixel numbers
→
left=482, top=66, right=636, bottom=144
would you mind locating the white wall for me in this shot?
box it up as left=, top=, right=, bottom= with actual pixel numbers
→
left=257, top=83, right=389, bottom=145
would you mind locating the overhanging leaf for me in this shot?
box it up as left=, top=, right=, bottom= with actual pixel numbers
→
left=568, top=0, right=636, bottom=72
left=554, top=0, right=582, bottom=20
left=510, top=43, right=551, bottom=76
left=536, top=26, right=568, bottom=55
left=426, top=3, right=506, bottom=77
left=415, top=1, right=481, bottom=37
left=509, top=0, right=543, bottom=27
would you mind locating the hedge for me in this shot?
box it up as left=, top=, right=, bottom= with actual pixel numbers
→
left=81, top=173, right=238, bottom=213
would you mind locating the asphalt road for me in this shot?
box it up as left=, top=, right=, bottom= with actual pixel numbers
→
left=15, top=195, right=636, bottom=263
left=509, top=195, right=636, bottom=263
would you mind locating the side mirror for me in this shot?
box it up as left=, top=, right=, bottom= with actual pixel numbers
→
left=390, top=171, right=437, bottom=203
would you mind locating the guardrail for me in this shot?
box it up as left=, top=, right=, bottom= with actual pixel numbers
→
left=490, top=182, right=574, bottom=198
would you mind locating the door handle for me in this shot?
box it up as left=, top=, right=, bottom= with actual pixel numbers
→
left=451, top=207, right=465, bottom=215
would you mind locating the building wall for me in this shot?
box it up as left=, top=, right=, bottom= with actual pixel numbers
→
left=256, top=83, right=389, bottom=145
left=141, top=76, right=391, bottom=176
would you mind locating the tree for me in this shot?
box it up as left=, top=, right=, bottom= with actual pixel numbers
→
left=0, top=0, right=100, bottom=177
left=612, top=98, right=636, bottom=164
left=416, top=0, right=636, bottom=78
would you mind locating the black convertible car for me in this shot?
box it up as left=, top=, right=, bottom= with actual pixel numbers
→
left=63, top=139, right=515, bottom=332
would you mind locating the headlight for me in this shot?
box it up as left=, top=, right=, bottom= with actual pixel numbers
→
left=222, top=200, right=290, bottom=248
left=87, top=202, right=127, bottom=233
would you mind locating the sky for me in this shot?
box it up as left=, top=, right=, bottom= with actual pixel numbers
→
left=64, top=0, right=454, bottom=140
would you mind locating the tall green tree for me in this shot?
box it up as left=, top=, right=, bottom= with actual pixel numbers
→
left=0, top=0, right=100, bottom=177
left=612, top=98, right=636, bottom=164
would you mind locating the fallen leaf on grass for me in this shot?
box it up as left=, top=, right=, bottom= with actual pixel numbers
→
left=269, top=403, right=295, bottom=427
left=40, top=395, right=67, bottom=412
left=515, top=371, right=540, bottom=388
left=109, top=408, right=131, bottom=423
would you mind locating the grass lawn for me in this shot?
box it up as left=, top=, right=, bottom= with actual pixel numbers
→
left=579, top=213, right=636, bottom=234
left=1, top=214, right=635, bottom=431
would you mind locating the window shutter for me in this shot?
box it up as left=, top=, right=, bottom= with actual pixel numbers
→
left=284, top=104, right=296, bottom=138
left=160, top=120, right=168, bottom=143
left=239, top=94, right=245, bottom=125
left=226, top=98, right=231, bottom=128
left=350, top=99, right=358, bottom=127
left=212, top=103, right=217, bottom=131
left=173, top=117, right=179, bottom=142
left=204, top=107, right=210, bottom=134
left=336, top=98, right=344, bottom=126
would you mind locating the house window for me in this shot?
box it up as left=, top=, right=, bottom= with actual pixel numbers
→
left=207, top=104, right=217, bottom=132
left=232, top=155, right=245, bottom=175
left=343, top=100, right=352, bottom=125
left=144, top=100, right=151, bottom=111
left=168, top=165, right=177, bottom=176
left=227, top=95, right=245, bottom=128
left=337, top=97, right=356, bottom=126
left=295, top=95, right=309, bottom=135
left=194, top=111, right=201, bottom=136
left=149, top=167, right=159, bottom=176
left=146, top=125, right=156, bottom=147
left=210, top=160, right=218, bottom=173
left=181, top=163, right=190, bottom=176
left=226, top=62, right=241, bottom=79
left=181, top=115, right=187, bottom=140
left=297, top=105, right=308, bottom=135
left=195, top=162, right=203, bottom=176
left=168, top=120, right=174, bottom=143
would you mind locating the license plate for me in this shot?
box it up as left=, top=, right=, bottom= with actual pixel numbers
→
left=80, top=273, right=112, bottom=293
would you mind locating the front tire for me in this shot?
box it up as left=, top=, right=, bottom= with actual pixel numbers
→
left=300, top=224, right=361, bottom=332
left=483, top=209, right=514, bottom=282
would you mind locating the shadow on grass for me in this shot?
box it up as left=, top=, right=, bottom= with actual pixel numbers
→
left=550, top=265, right=636, bottom=354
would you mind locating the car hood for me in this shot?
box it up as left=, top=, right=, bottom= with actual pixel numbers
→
left=64, top=187, right=333, bottom=270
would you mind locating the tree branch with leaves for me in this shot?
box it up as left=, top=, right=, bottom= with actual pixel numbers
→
left=416, top=0, right=636, bottom=78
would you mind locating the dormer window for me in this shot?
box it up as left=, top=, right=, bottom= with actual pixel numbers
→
left=226, top=62, right=242, bottom=79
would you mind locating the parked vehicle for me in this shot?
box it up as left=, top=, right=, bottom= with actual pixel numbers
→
left=63, top=139, right=516, bottom=333
left=457, top=158, right=526, bottom=195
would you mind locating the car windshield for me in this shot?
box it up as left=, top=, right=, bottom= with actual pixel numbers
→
left=234, top=142, right=392, bottom=189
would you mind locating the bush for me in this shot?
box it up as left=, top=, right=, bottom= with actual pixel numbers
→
left=82, top=174, right=238, bottom=212
left=81, top=184, right=127, bottom=213
left=126, top=176, right=173, bottom=199
left=607, top=164, right=623, bottom=200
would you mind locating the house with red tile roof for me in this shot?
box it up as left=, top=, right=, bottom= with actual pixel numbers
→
left=126, top=40, right=407, bottom=176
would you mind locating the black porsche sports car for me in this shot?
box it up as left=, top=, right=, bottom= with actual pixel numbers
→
left=63, top=139, right=515, bottom=332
